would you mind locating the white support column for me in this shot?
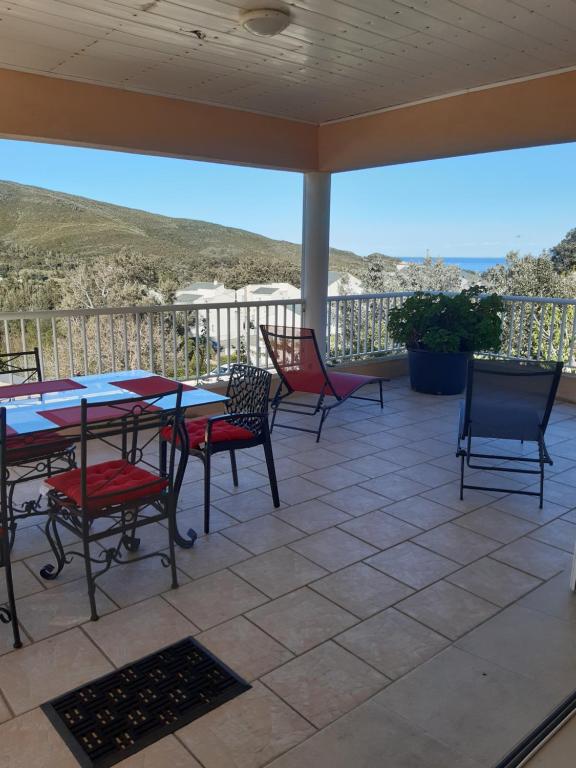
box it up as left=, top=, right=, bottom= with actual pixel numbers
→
left=301, top=171, right=331, bottom=354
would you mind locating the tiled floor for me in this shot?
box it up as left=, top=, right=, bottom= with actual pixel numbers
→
left=2, top=377, right=576, bottom=767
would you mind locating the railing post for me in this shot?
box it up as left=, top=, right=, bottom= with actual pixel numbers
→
left=302, top=172, right=331, bottom=355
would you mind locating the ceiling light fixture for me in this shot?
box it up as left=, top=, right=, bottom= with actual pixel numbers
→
left=240, top=8, right=290, bottom=37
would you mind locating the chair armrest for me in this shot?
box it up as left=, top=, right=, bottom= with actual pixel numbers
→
left=204, top=412, right=268, bottom=444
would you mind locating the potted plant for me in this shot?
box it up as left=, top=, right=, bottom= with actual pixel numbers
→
left=388, top=287, right=503, bottom=395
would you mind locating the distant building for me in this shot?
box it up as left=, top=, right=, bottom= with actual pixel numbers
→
left=174, top=273, right=358, bottom=356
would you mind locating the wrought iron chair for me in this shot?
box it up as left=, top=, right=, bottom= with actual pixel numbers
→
left=40, top=388, right=186, bottom=621
left=457, top=358, right=563, bottom=509
left=0, top=349, right=76, bottom=547
left=0, top=411, right=22, bottom=649
left=167, top=364, right=279, bottom=535
left=260, top=325, right=387, bottom=442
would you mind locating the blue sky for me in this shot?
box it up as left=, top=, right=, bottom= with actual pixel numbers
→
left=0, top=137, right=574, bottom=260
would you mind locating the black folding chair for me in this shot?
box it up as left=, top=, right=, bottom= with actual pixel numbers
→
left=0, top=411, right=22, bottom=649
left=168, top=364, right=279, bottom=536
left=41, top=388, right=187, bottom=621
left=457, top=358, right=563, bottom=508
left=0, top=348, right=42, bottom=384
left=0, top=349, right=76, bottom=547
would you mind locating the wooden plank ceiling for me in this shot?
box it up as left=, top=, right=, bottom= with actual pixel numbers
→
left=0, top=0, right=575, bottom=124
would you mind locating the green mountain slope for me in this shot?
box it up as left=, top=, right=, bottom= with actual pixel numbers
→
left=0, top=180, right=398, bottom=276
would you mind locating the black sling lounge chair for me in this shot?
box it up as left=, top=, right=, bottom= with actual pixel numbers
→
left=457, top=358, right=563, bottom=509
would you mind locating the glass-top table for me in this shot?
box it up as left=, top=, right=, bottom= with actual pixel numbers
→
left=1, top=369, right=228, bottom=435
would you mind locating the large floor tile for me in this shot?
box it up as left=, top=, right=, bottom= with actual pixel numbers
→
left=0, top=709, right=80, bottom=768
left=446, top=557, right=542, bottom=607
left=529, top=519, right=576, bottom=553
left=334, top=455, right=403, bottom=479
left=176, top=529, right=251, bottom=577
left=231, top=547, right=327, bottom=598
left=288, top=527, right=377, bottom=571
left=0, top=560, right=44, bottom=601
left=221, top=516, right=304, bottom=555
left=0, top=627, right=112, bottom=714
left=336, top=607, right=449, bottom=679
left=366, top=541, right=460, bottom=589
left=490, top=493, right=569, bottom=524
left=83, top=596, right=198, bottom=666
left=491, top=537, right=572, bottom=579
left=455, top=507, right=538, bottom=543
left=360, top=474, right=429, bottom=501
left=319, top=485, right=388, bottom=516
left=457, top=604, right=576, bottom=695
left=268, top=696, right=481, bottom=768
left=246, top=587, right=357, bottom=653
left=396, top=580, right=499, bottom=640
left=302, top=466, right=368, bottom=491
left=273, top=476, right=326, bottom=505
left=339, top=511, right=421, bottom=549
left=164, top=570, right=267, bottom=630
left=518, top=571, right=576, bottom=621
left=196, top=616, right=293, bottom=681
left=15, top=577, right=116, bottom=641
left=421, top=483, right=498, bottom=512
left=211, top=467, right=270, bottom=494
left=413, top=522, right=500, bottom=565
left=310, top=562, right=413, bottom=618
left=117, top=735, right=202, bottom=767
left=396, top=463, right=459, bottom=488
left=273, top=498, right=351, bottom=533
left=213, top=488, right=283, bottom=522
left=262, top=641, right=387, bottom=728
left=177, top=681, right=315, bottom=768
left=95, top=554, right=190, bottom=607
left=376, top=646, right=562, bottom=766
left=383, top=496, right=460, bottom=530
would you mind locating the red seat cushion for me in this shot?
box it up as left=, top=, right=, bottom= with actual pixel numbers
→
left=46, top=459, right=168, bottom=513
left=6, top=433, right=74, bottom=465
left=164, top=417, right=255, bottom=450
left=285, top=370, right=378, bottom=398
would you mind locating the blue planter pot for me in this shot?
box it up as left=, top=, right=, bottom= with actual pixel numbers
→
left=408, top=349, right=470, bottom=395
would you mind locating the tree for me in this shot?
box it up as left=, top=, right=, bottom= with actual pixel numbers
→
left=481, top=251, right=576, bottom=298
left=550, top=228, right=576, bottom=273
left=362, top=255, right=463, bottom=293
left=216, top=257, right=301, bottom=291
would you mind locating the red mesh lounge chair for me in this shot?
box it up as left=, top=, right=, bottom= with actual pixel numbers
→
left=261, top=325, right=388, bottom=442
left=0, top=349, right=76, bottom=547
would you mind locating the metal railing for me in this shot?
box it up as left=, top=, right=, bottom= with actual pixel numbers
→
left=327, top=292, right=576, bottom=371
left=0, top=299, right=302, bottom=382
left=1, top=292, right=575, bottom=381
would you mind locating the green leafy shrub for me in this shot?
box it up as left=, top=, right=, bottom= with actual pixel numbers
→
left=388, top=287, right=504, bottom=354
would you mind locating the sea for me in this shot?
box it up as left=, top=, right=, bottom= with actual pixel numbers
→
left=401, top=256, right=505, bottom=273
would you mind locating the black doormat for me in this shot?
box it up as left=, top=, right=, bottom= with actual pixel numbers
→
left=41, top=636, right=251, bottom=768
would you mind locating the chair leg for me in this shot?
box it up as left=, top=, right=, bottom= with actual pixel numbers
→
left=379, top=380, right=384, bottom=409
left=263, top=435, right=280, bottom=508
left=82, top=526, right=98, bottom=621
left=166, top=499, right=179, bottom=590
left=230, top=450, right=239, bottom=487
left=316, top=408, right=329, bottom=443
left=1, top=531, right=22, bottom=649
left=460, top=453, right=465, bottom=500
left=204, top=450, right=211, bottom=535
left=270, top=405, right=278, bottom=434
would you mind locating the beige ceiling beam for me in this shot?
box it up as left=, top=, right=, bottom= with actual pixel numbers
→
left=319, top=70, right=576, bottom=172
left=0, top=68, right=317, bottom=172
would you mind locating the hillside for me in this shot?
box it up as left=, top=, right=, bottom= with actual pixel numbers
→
left=0, top=180, right=398, bottom=278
